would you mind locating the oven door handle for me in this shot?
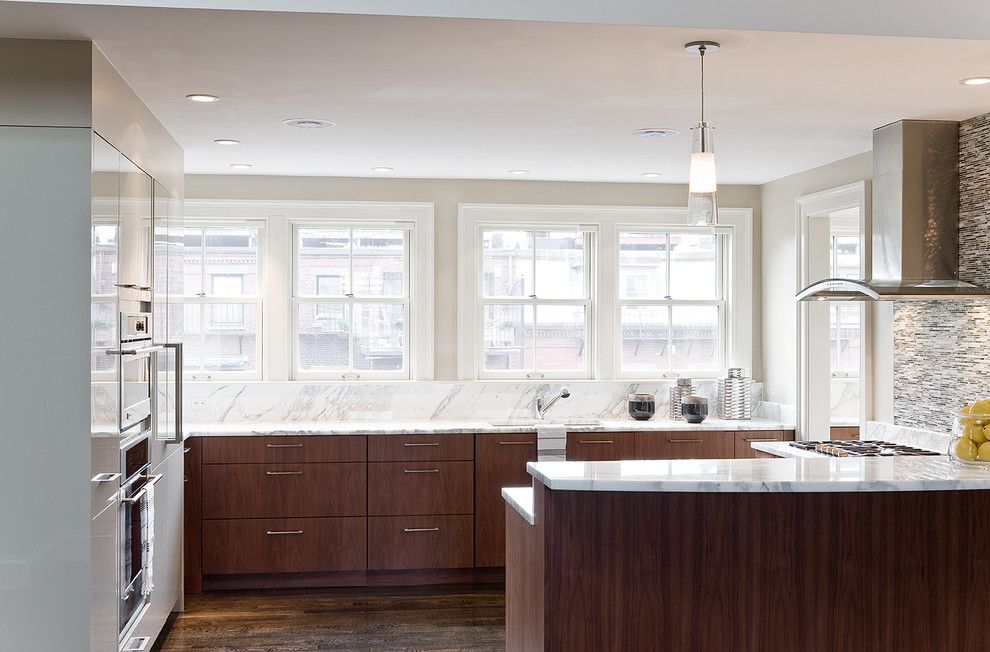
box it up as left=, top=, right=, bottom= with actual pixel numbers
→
left=162, top=343, right=183, bottom=444
left=120, top=473, right=163, bottom=504
left=106, top=345, right=165, bottom=357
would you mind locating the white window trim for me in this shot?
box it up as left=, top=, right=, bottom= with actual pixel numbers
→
left=457, top=204, right=752, bottom=381
left=184, top=200, right=435, bottom=382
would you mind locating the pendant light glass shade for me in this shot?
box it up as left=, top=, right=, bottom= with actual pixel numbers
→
left=687, top=121, right=718, bottom=225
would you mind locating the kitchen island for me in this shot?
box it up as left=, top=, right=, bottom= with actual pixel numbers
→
left=504, top=457, right=990, bottom=651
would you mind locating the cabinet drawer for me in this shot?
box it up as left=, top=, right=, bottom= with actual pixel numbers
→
left=202, top=517, right=366, bottom=575
left=368, top=434, right=474, bottom=462
left=368, top=515, right=473, bottom=570
left=201, top=435, right=366, bottom=464
left=636, top=431, right=734, bottom=460
left=368, top=461, right=473, bottom=516
left=733, top=430, right=791, bottom=459
left=566, top=432, right=637, bottom=461
left=202, top=462, right=366, bottom=519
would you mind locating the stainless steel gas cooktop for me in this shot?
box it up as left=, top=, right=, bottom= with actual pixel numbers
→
left=789, top=440, right=941, bottom=457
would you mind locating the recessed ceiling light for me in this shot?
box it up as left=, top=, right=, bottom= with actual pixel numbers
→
left=508, top=169, right=530, bottom=175
left=641, top=172, right=663, bottom=178
left=281, top=118, right=335, bottom=129
left=371, top=166, right=394, bottom=173
left=214, top=138, right=240, bottom=146
left=186, top=93, right=220, bottom=103
left=632, top=128, right=680, bottom=139
left=229, top=163, right=253, bottom=169
left=960, top=77, right=990, bottom=86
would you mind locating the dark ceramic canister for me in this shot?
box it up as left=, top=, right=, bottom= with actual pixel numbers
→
left=681, top=394, right=709, bottom=424
left=627, top=393, right=656, bottom=421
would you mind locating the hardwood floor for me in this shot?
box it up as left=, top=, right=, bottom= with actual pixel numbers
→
left=153, top=584, right=506, bottom=652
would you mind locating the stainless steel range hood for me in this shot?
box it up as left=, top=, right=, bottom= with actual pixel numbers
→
left=797, top=119, right=990, bottom=301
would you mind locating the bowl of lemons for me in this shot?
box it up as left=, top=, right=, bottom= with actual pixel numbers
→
left=950, top=400, right=990, bottom=466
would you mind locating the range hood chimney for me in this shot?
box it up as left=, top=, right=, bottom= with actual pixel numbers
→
left=797, top=119, right=990, bottom=301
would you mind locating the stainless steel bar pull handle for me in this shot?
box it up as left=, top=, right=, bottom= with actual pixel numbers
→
left=743, top=438, right=779, bottom=443
left=669, top=439, right=702, bottom=443
left=403, top=469, right=440, bottom=473
left=267, top=443, right=304, bottom=449
left=120, top=474, right=163, bottom=503
left=266, top=471, right=303, bottom=476
left=579, top=440, right=614, bottom=444
left=91, top=472, right=121, bottom=484
left=106, top=345, right=165, bottom=356
left=498, top=441, right=535, bottom=446
left=403, top=527, right=439, bottom=533
left=403, top=442, right=440, bottom=447
left=266, top=530, right=303, bottom=536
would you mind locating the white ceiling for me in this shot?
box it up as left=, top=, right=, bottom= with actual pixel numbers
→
left=3, top=3, right=990, bottom=183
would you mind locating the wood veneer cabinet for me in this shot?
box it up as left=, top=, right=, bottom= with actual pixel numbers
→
left=635, top=430, right=735, bottom=459
left=565, top=432, right=638, bottom=461
left=367, top=461, right=474, bottom=517
left=474, top=433, right=538, bottom=568
left=733, top=430, right=795, bottom=459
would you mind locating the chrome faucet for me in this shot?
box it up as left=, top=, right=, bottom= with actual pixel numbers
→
left=535, top=386, right=570, bottom=420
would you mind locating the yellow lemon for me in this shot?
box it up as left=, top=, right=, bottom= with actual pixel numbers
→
left=953, top=437, right=979, bottom=461
left=964, top=423, right=988, bottom=444
left=973, top=399, right=990, bottom=415
left=983, top=425, right=990, bottom=442
left=978, top=442, right=990, bottom=462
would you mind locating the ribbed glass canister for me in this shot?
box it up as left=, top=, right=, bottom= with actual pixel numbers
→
left=669, top=377, right=695, bottom=420
left=719, top=368, right=751, bottom=420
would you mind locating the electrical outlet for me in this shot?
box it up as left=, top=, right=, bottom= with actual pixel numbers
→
left=190, top=399, right=210, bottom=410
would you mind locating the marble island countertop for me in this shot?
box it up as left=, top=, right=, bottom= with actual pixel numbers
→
left=185, top=416, right=793, bottom=437
left=526, top=457, right=990, bottom=492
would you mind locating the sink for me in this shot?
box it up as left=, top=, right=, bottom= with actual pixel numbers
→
left=487, top=418, right=602, bottom=428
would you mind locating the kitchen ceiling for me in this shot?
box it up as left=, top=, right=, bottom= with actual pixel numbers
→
left=3, top=3, right=990, bottom=183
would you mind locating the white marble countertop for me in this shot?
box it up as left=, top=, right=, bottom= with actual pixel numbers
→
left=751, top=441, right=828, bottom=459
left=526, top=457, right=990, bottom=492
left=501, top=486, right=535, bottom=525
left=185, top=417, right=793, bottom=437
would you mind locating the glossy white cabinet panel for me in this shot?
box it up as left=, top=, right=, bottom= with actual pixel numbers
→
left=91, top=502, right=119, bottom=652
left=0, top=126, right=92, bottom=649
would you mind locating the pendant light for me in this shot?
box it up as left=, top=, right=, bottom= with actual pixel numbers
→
left=685, top=40, right=720, bottom=226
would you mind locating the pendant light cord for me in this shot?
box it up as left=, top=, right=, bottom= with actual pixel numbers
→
left=699, top=44, right=706, bottom=124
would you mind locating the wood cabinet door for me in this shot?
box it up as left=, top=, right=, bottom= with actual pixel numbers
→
left=368, top=515, right=474, bottom=571
left=201, top=435, right=367, bottom=464
left=830, top=426, right=860, bottom=441
left=202, top=462, right=367, bottom=519
left=636, top=431, right=735, bottom=459
left=202, top=517, right=367, bottom=575
left=733, top=430, right=794, bottom=458
left=566, top=432, right=638, bottom=461
left=368, top=434, right=474, bottom=462
left=368, top=461, right=474, bottom=516
left=475, top=433, right=538, bottom=567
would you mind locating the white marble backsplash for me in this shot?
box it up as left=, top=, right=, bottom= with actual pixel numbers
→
left=754, top=401, right=796, bottom=424
left=865, top=421, right=952, bottom=453
left=150, top=380, right=766, bottom=425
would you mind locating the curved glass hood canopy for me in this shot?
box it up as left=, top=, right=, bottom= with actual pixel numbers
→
left=797, top=120, right=990, bottom=302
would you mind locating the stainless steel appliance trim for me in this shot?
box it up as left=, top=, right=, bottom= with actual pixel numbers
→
left=91, top=472, right=122, bottom=483
left=265, top=470, right=303, bottom=476
left=163, top=342, right=183, bottom=443
left=122, top=635, right=151, bottom=651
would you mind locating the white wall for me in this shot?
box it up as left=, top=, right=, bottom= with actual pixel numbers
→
left=759, top=152, right=872, bottom=405
left=184, top=175, right=763, bottom=381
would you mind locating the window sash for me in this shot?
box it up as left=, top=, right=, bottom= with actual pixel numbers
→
left=616, top=228, right=729, bottom=377
left=477, top=227, right=593, bottom=379
left=174, top=296, right=263, bottom=380
left=183, top=224, right=263, bottom=300
left=291, top=222, right=413, bottom=379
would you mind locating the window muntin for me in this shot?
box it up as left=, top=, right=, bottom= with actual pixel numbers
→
left=480, top=228, right=591, bottom=378
left=293, top=225, right=410, bottom=378
left=618, top=230, right=725, bottom=375
left=179, top=224, right=263, bottom=378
